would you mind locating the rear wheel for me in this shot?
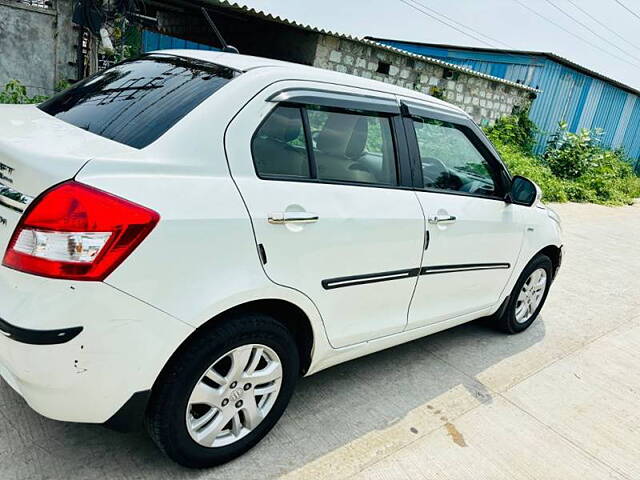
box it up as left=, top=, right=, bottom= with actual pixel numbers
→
left=493, top=254, right=553, bottom=334
left=146, top=313, right=299, bottom=468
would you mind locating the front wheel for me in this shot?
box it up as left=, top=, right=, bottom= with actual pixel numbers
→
left=493, top=254, right=553, bottom=334
left=146, top=313, right=299, bottom=468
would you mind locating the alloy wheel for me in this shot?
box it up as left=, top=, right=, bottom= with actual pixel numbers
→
left=515, top=267, right=547, bottom=324
left=185, top=344, right=283, bottom=448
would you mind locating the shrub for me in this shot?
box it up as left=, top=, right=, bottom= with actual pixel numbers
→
left=484, top=107, right=537, bottom=155
left=0, top=80, right=48, bottom=104
left=492, top=140, right=568, bottom=203
left=55, top=79, right=71, bottom=93
left=487, top=116, right=640, bottom=205
left=572, top=149, right=640, bottom=205
left=543, top=122, right=603, bottom=179
left=543, top=123, right=640, bottom=204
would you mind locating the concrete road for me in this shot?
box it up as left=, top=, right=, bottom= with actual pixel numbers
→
left=1, top=202, right=639, bottom=480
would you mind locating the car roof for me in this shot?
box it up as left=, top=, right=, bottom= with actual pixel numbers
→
left=153, top=49, right=467, bottom=117
left=154, top=49, right=302, bottom=71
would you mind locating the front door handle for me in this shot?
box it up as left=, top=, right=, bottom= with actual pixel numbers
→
left=268, top=212, right=319, bottom=224
left=428, top=214, right=457, bottom=225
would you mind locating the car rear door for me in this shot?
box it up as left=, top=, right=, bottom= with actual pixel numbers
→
left=400, top=100, right=525, bottom=329
left=225, top=82, right=425, bottom=348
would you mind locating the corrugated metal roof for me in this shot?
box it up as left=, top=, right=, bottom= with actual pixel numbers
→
left=204, top=0, right=539, bottom=92
left=370, top=38, right=640, bottom=158
left=367, top=38, right=640, bottom=98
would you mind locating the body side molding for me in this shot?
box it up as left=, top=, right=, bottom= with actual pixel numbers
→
left=322, top=263, right=511, bottom=290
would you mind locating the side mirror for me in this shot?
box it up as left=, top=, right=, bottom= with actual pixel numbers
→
left=507, top=176, right=541, bottom=207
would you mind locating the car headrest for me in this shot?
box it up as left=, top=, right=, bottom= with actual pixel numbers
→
left=345, top=117, right=368, bottom=159
left=316, top=113, right=359, bottom=156
left=261, top=108, right=301, bottom=143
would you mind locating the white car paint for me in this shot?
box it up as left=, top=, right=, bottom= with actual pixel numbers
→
left=225, top=80, right=426, bottom=348
left=0, top=50, right=561, bottom=426
left=407, top=191, right=524, bottom=329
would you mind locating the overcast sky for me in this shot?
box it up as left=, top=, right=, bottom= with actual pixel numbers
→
left=237, top=0, right=640, bottom=90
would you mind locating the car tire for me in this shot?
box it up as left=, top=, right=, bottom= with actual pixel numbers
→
left=145, top=312, right=299, bottom=468
left=493, top=254, right=553, bottom=334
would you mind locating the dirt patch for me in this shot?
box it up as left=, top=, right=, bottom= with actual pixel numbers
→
left=444, top=422, right=467, bottom=447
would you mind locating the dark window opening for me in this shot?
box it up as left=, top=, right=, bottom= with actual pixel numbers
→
left=412, top=117, right=502, bottom=198
left=377, top=61, right=391, bottom=75
left=39, top=54, right=239, bottom=149
left=252, top=106, right=310, bottom=179
left=307, top=106, right=398, bottom=186
left=406, top=58, right=415, bottom=69
left=252, top=104, right=399, bottom=187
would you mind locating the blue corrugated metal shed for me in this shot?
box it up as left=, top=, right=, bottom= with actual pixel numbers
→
left=142, top=31, right=220, bottom=53
left=372, top=39, right=640, bottom=161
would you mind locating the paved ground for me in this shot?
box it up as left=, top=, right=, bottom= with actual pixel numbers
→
left=1, top=201, right=639, bottom=480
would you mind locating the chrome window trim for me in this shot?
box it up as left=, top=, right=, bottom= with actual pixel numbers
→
left=402, top=100, right=469, bottom=123
left=267, top=88, right=401, bottom=114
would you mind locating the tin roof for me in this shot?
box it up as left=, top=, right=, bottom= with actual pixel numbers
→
left=367, top=38, right=640, bottom=98
left=204, top=0, right=539, bottom=92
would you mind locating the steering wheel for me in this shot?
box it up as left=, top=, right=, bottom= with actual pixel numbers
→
left=421, top=156, right=449, bottom=187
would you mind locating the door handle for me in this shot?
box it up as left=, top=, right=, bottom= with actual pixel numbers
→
left=428, top=214, right=457, bottom=225
left=268, top=212, right=319, bottom=224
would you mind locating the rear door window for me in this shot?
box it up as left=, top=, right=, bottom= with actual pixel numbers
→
left=252, top=106, right=311, bottom=178
left=39, top=54, right=239, bottom=149
left=307, top=107, right=398, bottom=186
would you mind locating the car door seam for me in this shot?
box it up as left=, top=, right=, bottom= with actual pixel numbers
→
left=221, top=80, right=336, bottom=348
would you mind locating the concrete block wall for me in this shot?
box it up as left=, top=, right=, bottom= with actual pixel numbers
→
left=313, top=35, right=533, bottom=126
left=0, top=0, right=77, bottom=96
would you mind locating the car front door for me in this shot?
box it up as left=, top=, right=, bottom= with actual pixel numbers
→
left=401, top=100, right=525, bottom=329
left=225, top=82, right=425, bottom=348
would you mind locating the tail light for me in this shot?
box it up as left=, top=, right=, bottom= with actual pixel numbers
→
left=2, top=181, right=159, bottom=281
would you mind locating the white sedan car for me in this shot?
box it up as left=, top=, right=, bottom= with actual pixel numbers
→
left=0, top=51, right=562, bottom=468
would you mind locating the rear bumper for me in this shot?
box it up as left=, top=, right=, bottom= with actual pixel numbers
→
left=103, top=390, right=152, bottom=432
left=0, top=267, right=194, bottom=424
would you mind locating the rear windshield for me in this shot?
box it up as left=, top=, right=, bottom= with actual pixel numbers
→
left=39, top=54, right=239, bottom=149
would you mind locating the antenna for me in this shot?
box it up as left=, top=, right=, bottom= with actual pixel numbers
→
left=200, top=7, right=239, bottom=54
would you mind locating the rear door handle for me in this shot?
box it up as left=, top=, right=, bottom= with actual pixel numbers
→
left=428, top=214, right=456, bottom=225
left=268, top=212, right=319, bottom=224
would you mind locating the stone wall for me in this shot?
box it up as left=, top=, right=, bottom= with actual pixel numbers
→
left=0, top=0, right=77, bottom=96
left=313, top=35, right=534, bottom=126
